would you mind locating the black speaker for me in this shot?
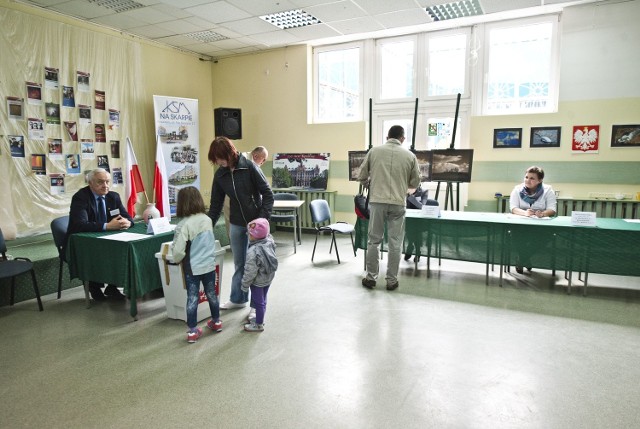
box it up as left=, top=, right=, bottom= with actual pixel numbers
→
left=214, top=107, right=242, bottom=139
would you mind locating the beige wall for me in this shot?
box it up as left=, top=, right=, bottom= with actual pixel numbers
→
left=209, top=46, right=365, bottom=222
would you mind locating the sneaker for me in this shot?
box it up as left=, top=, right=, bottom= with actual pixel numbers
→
left=362, top=278, right=376, bottom=289
left=386, top=282, right=399, bottom=291
left=247, top=308, right=256, bottom=321
left=187, top=328, right=203, bottom=343
left=244, top=322, right=264, bottom=332
left=206, top=319, right=223, bottom=332
left=220, top=301, right=247, bottom=310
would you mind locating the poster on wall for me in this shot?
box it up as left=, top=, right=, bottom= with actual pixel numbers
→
left=50, top=174, right=65, bottom=194
left=28, top=118, right=45, bottom=140
left=272, top=153, right=330, bottom=190
left=45, top=67, right=59, bottom=89
left=153, top=95, right=200, bottom=216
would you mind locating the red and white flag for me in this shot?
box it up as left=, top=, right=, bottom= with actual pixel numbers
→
left=154, top=136, right=170, bottom=218
left=125, top=137, right=145, bottom=217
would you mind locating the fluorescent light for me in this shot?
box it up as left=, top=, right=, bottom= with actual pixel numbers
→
left=260, top=9, right=321, bottom=30
left=426, top=0, right=483, bottom=22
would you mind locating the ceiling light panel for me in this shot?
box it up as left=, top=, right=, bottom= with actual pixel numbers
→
left=184, top=30, right=229, bottom=43
left=260, top=9, right=321, bottom=30
left=426, top=0, right=483, bottom=22
left=88, top=0, right=145, bottom=13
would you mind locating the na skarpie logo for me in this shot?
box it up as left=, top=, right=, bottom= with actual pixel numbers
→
left=160, top=101, right=192, bottom=121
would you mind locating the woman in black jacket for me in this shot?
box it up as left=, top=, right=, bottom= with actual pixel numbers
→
left=207, top=136, right=274, bottom=311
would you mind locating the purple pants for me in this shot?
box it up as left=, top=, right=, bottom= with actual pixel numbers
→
left=249, top=285, right=270, bottom=324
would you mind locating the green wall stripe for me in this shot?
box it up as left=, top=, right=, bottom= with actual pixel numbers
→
left=473, top=161, right=640, bottom=184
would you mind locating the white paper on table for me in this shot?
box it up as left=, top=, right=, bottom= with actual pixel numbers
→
left=99, top=232, right=149, bottom=241
left=624, top=219, right=640, bottom=223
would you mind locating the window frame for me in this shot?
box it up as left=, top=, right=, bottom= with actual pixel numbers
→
left=481, top=14, right=561, bottom=115
left=423, top=27, right=472, bottom=102
left=312, top=41, right=365, bottom=124
left=374, top=34, right=418, bottom=104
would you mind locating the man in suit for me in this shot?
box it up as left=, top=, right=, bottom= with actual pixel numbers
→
left=68, top=168, right=134, bottom=301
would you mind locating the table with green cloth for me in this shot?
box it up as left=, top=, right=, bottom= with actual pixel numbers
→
left=355, top=210, right=640, bottom=292
left=66, top=222, right=174, bottom=318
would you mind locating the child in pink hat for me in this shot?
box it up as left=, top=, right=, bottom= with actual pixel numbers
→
left=241, top=218, right=278, bottom=332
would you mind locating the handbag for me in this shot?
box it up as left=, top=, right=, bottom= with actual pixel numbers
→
left=354, top=187, right=370, bottom=219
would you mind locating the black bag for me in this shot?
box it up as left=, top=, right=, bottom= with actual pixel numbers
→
left=354, top=190, right=370, bottom=220
left=406, top=186, right=428, bottom=209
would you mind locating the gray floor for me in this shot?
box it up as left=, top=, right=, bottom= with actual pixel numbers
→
left=2, top=231, right=640, bottom=428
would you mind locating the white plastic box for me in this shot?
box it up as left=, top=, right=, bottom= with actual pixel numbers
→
left=155, top=240, right=224, bottom=322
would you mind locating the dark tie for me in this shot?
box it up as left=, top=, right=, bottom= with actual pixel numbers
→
left=97, top=196, right=106, bottom=225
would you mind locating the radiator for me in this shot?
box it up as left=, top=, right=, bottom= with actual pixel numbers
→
left=496, top=196, right=640, bottom=219
left=273, top=189, right=336, bottom=230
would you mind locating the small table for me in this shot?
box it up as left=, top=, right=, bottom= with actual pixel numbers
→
left=66, top=222, right=174, bottom=319
left=273, top=200, right=305, bottom=245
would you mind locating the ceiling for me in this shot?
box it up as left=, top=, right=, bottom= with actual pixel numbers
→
left=18, top=0, right=608, bottom=59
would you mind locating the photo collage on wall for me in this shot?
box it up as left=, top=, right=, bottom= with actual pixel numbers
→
left=4, top=67, right=123, bottom=194
left=490, top=124, right=637, bottom=152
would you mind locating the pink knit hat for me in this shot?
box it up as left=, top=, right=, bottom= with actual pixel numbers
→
left=248, top=218, right=269, bottom=240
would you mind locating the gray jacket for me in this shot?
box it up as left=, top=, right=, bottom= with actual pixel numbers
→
left=241, top=235, right=278, bottom=291
left=358, top=139, right=421, bottom=206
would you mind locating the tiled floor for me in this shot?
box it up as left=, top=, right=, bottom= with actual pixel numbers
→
left=1, top=231, right=640, bottom=428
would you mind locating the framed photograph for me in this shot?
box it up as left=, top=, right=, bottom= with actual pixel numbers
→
left=272, top=153, right=330, bottom=190
left=431, top=149, right=474, bottom=183
left=348, top=150, right=367, bottom=181
left=414, top=150, right=432, bottom=182
left=530, top=126, right=561, bottom=148
left=611, top=124, right=640, bottom=147
left=493, top=128, right=522, bottom=148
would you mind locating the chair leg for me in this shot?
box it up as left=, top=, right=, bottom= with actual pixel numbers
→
left=350, top=232, right=356, bottom=256
left=333, top=232, right=341, bottom=264
left=292, top=221, right=297, bottom=254
left=30, top=269, right=44, bottom=311
left=58, top=259, right=63, bottom=299
left=311, top=232, right=319, bottom=262
left=10, top=277, right=16, bottom=306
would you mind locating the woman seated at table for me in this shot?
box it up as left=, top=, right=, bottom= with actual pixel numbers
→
left=509, top=165, right=557, bottom=273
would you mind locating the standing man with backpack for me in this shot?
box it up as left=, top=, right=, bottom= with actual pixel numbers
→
left=358, top=125, right=420, bottom=291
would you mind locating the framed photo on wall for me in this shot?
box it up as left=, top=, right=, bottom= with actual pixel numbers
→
left=493, top=128, right=522, bottom=148
left=530, top=126, right=561, bottom=148
left=611, top=125, right=640, bottom=147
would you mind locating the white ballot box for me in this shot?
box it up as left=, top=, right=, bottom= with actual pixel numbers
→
left=155, top=240, right=225, bottom=322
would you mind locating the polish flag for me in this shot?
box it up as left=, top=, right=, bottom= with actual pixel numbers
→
left=125, top=137, right=145, bottom=217
left=154, top=136, right=170, bottom=218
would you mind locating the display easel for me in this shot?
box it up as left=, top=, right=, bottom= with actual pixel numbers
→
left=434, top=93, right=461, bottom=211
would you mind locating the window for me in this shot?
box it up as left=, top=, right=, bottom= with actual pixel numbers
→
left=483, top=16, right=559, bottom=114
left=426, top=33, right=468, bottom=97
left=314, top=43, right=363, bottom=122
left=377, top=37, right=415, bottom=101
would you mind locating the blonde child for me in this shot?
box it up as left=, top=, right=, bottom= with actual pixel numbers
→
left=171, top=186, right=222, bottom=343
left=241, top=218, right=278, bottom=332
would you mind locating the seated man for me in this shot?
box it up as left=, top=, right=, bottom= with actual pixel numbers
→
left=67, top=168, right=134, bottom=301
